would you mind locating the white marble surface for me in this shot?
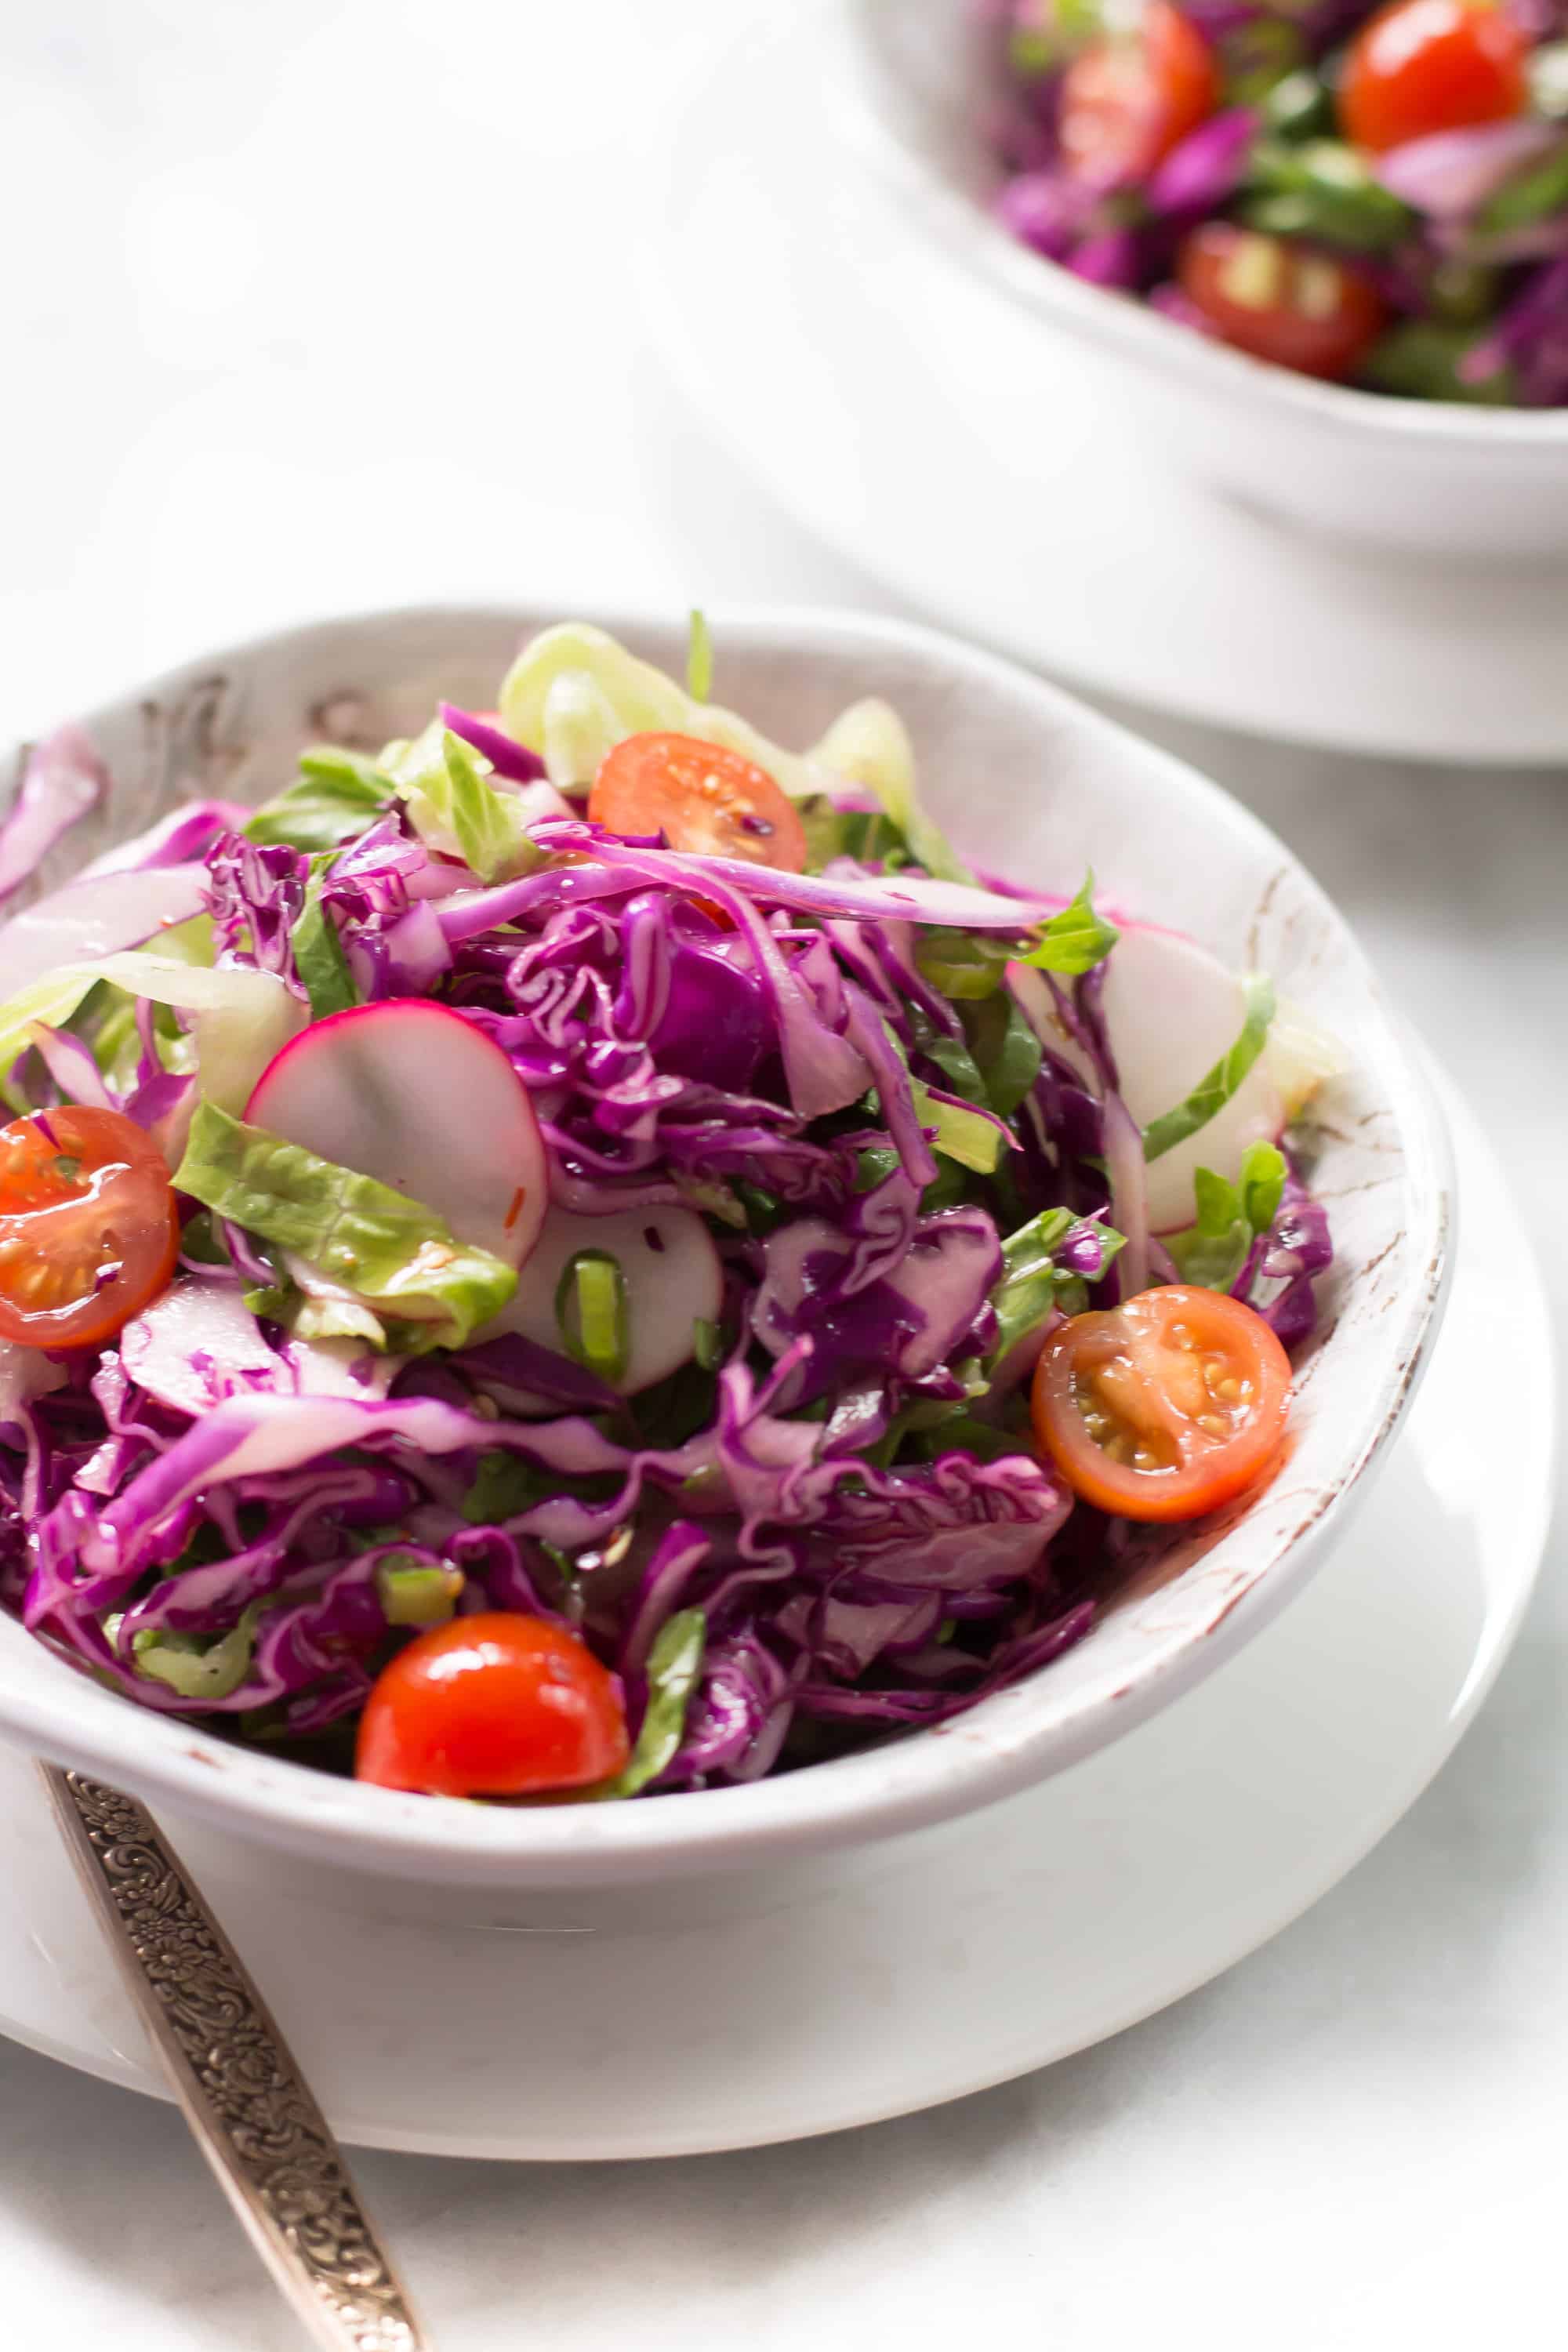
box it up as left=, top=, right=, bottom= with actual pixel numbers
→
left=0, top=3, right=1563, bottom=2347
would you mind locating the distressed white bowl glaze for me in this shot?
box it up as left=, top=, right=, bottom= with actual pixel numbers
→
left=0, top=604, right=1451, bottom=1886
left=844, top=0, right=1568, bottom=557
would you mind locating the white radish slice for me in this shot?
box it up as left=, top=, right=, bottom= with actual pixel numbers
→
left=1098, top=926, right=1287, bottom=1234
left=246, top=1000, right=547, bottom=1267
left=483, top=1203, right=722, bottom=1395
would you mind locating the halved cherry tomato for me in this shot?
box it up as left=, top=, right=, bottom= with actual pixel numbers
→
left=589, top=731, right=808, bottom=871
left=1340, top=0, right=1528, bottom=155
left=1058, top=1, right=1220, bottom=187
left=0, top=1105, right=179, bottom=1350
left=1032, top=1285, right=1291, bottom=1523
left=1177, top=223, right=1388, bottom=379
left=355, top=1612, right=630, bottom=1798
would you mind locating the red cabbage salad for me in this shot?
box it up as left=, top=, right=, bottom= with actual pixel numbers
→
left=988, top=0, right=1568, bottom=402
left=0, top=623, right=1342, bottom=1802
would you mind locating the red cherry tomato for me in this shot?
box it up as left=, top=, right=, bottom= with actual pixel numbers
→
left=1177, top=223, right=1388, bottom=379
left=1031, top=1285, right=1291, bottom=1523
left=588, top=732, right=808, bottom=872
left=0, top=1105, right=178, bottom=1350
left=1340, top=0, right=1528, bottom=154
left=1058, top=1, right=1220, bottom=187
left=355, top=1613, right=630, bottom=1798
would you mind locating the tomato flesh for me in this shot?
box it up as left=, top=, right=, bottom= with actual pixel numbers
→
left=1032, top=1285, right=1291, bottom=1523
left=1058, top=1, right=1220, bottom=187
left=589, top=732, right=808, bottom=872
left=0, top=1105, right=179, bottom=1350
left=354, top=1612, right=630, bottom=1798
left=1177, top=223, right=1388, bottom=379
left=1340, top=0, right=1528, bottom=154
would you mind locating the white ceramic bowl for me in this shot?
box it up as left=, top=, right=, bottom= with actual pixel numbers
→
left=0, top=604, right=1450, bottom=1886
left=843, top=0, right=1568, bottom=557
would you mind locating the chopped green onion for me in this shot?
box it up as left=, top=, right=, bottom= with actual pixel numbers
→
left=692, top=1316, right=723, bottom=1371
left=376, top=1560, right=463, bottom=1627
left=555, top=1250, right=630, bottom=1385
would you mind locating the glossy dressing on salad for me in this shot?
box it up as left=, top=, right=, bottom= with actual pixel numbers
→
left=0, top=621, right=1340, bottom=1801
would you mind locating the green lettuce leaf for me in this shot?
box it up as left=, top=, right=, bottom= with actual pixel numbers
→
left=1166, top=1141, right=1288, bottom=1292
left=912, top=1078, right=1004, bottom=1174
left=498, top=622, right=838, bottom=797
left=382, top=723, right=535, bottom=884
left=174, top=1101, right=517, bottom=1351
left=602, top=1609, right=706, bottom=1799
left=1142, top=975, right=1277, bottom=1163
left=812, top=697, right=975, bottom=886
left=1015, top=874, right=1120, bottom=978
left=961, top=991, right=1044, bottom=1119
left=988, top=1208, right=1126, bottom=1367
left=289, top=880, right=358, bottom=1020
left=245, top=749, right=394, bottom=852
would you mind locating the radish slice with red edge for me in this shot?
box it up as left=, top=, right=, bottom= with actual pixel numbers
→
left=245, top=1000, right=547, bottom=1268
left=483, top=1203, right=722, bottom=1395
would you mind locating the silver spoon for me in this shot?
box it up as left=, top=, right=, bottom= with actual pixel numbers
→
left=40, top=1763, right=433, bottom=2352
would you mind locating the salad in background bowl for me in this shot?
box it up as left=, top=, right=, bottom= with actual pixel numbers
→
left=0, top=608, right=1448, bottom=1886
left=990, top=0, right=1568, bottom=405
left=844, top=0, right=1568, bottom=554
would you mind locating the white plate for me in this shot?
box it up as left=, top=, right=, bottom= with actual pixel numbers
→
left=641, top=3, right=1568, bottom=765
left=0, top=1078, right=1548, bottom=2158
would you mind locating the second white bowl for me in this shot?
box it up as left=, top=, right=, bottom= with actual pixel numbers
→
left=844, top=0, right=1568, bottom=557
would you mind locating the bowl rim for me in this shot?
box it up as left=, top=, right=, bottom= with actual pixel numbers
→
left=839, top=0, right=1568, bottom=452
left=0, top=599, right=1453, bottom=1886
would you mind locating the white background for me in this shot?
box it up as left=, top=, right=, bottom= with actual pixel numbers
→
left=0, top=4, right=1563, bottom=2347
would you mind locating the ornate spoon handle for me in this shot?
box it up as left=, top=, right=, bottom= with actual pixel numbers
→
left=40, top=1765, right=432, bottom=2352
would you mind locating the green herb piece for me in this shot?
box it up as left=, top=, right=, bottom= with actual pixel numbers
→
left=686, top=608, right=713, bottom=703
left=175, top=1100, right=517, bottom=1352
left=913, top=928, right=1015, bottom=1000
left=961, top=992, right=1043, bottom=1120
left=601, top=1609, right=706, bottom=1799
left=383, top=724, right=534, bottom=884
left=1242, top=139, right=1414, bottom=251
left=1359, top=320, right=1512, bottom=405
left=245, top=750, right=394, bottom=853
left=1261, top=66, right=1333, bottom=139
left=131, top=1602, right=262, bottom=1701
left=289, top=885, right=358, bottom=1019
left=1166, top=1141, right=1287, bottom=1293
left=987, top=1208, right=1125, bottom=1368
left=1476, top=140, right=1568, bottom=237
left=1142, top=975, right=1276, bottom=1164
left=555, top=1250, right=630, bottom=1385
left=1015, top=873, right=1120, bottom=978
left=913, top=1083, right=1004, bottom=1174
left=376, top=1560, right=463, bottom=1626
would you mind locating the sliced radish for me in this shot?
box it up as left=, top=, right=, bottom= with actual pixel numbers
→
left=1098, top=926, right=1286, bottom=1233
left=246, top=1000, right=547, bottom=1267
left=483, top=1203, right=722, bottom=1395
